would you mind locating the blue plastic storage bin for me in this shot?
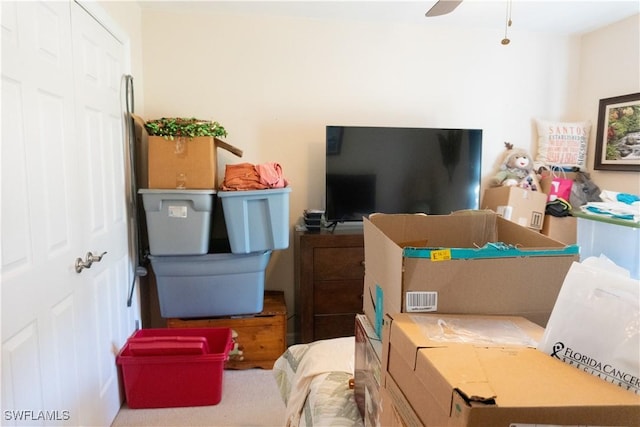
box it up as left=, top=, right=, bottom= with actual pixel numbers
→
left=218, top=187, right=291, bottom=254
left=149, top=251, right=272, bottom=318
left=139, top=189, right=215, bottom=256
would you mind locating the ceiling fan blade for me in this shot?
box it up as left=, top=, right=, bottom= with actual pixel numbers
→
left=425, top=0, right=463, bottom=17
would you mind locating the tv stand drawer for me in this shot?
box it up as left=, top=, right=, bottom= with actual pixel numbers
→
left=313, top=247, right=365, bottom=280
left=314, top=280, right=363, bottom=314
left=295, top=230, right=364, bottom=343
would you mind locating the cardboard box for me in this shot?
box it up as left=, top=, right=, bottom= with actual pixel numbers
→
left=148, top=136, right=243, bottom=189
left=132, top=114, right=149, bottom=188
left=541, top=214, right=577, bottom=244
left=381, top=313, right=640, bottom=427
left=137, top=115, right=244, bottom=191
left=363, top=211, right=579, bottom=336
left=481, top=186, right=547, bottom=230
left=379, top=375, right=420, bottom=427
left=355, top=314, right=383, bottom=427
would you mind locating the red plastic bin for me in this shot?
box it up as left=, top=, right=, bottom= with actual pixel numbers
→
left=116, top=327, right=232, bottom=409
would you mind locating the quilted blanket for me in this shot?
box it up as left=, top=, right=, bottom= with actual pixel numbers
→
left=273, top=337, right=364, bottom=427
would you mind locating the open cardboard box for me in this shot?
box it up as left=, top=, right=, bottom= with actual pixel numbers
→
left=381, top=313, right=640, bottom=427
left=133, top=115, right=243, bottom=190
left=363, top=210, right=579, bottom=336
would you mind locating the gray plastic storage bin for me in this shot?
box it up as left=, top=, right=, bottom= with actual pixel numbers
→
left=149, top=251, right=272, bottom=318
left=139, top=189, right=215, bottom=256
left=218, top=187, right=291, bottom=254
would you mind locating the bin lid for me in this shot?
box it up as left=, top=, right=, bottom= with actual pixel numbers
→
left=217, top=186, right=291, bottom=198
left=572, top=210, right=640, bottom=228
left=138, top=188, right=216, bottom=195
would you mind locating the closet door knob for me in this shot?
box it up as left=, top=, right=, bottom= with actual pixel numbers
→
left=75, top=251, right=108, bottom=273
left=87, top=251, right=107, bottom=263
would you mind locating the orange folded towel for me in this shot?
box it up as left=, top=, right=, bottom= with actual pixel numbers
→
left=221, top=162, right=289, bottom=191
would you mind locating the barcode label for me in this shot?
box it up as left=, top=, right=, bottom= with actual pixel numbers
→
left=406, top=292, right=437, bottom=312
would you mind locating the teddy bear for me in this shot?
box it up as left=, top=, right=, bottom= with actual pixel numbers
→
left=490, top=142, right=540, bottom=190
left=227, top=329, right=244, bottom=362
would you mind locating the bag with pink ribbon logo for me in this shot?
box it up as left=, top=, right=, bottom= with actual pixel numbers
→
left=537, top=256, right=639, bottom=395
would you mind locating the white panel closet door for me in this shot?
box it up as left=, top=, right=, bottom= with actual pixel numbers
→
left=69, top=2, right=136, bottom=425
left=1, top=1, right=135, bottom=425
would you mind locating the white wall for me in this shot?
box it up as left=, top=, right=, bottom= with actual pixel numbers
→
left=139, top=9, right=581, bottom=328
left=578, top=14, right=640, bottom=194
left=140, top=10, right=584, bottom=187
left=98, top=1, right=145, bottom=116
left=132, top=7, right=638, bottom=335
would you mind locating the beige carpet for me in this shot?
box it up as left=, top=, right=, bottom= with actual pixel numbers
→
left=111, top=369, right=286, bottom=427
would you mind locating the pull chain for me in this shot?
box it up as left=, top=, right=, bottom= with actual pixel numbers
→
left=501, top=0, right=513, bottom=45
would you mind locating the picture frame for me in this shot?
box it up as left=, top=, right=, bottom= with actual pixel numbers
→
left=593, top=92, right=640, bottom=171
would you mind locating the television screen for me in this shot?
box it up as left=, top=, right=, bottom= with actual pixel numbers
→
left=325, top=125, right=482, bottom=223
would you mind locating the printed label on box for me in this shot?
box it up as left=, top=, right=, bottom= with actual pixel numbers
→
left=405, top=291, right=438, bottom=312
left=168, top=206, right=188, bottom=218
left=430, top=249, right=451, bottom=261
left=497, top=205, right=513, bottom=220
left=530, top=211, right=544, bottom=229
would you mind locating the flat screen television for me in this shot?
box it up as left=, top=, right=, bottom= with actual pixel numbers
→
left=325, top=125, right=482, bottom=223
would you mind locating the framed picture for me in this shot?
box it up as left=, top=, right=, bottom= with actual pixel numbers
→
left=594, top=92, right=640, bottom=171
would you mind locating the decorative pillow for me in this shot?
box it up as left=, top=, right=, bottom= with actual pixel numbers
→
left=535, top=119, right=591, bottom=169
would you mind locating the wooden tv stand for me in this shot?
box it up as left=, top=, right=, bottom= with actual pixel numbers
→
left=294, top=229, right=365, bottom=343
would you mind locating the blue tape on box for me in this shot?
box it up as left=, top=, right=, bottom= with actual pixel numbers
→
left=375, top=285, right=384, bottom=338
left=403, top=242, right=579, bottom=260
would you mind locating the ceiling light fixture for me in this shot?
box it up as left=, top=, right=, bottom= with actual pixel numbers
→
left=501, top=0, right=513, bottom=45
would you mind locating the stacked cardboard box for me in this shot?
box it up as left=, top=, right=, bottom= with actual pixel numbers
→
left=354, top=314, right=382, bottom=427
left=481, top=186, right=547, bottom=230
left=363, top=210, right=578, bottom=336
left=541, top=214, right=577, bottom=244
left=481, top=170, right=580, bottom=233
left=359, top=211, right=640, bottom=426
left=379, top=313, right=640, bottom=426
left=147, top=136, right=243, bottom=189
left=133, top=115, right=243, bottom=190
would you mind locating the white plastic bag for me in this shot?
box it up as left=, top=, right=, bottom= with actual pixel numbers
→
left=538, top=256, right=640, bottom=395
